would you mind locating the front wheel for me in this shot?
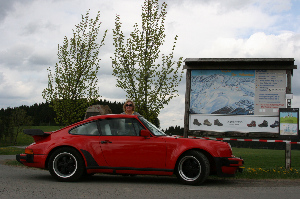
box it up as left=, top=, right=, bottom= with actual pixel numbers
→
left=176, top=151, right=210, bottom=185
left=48, top=147, right=85, bottom=182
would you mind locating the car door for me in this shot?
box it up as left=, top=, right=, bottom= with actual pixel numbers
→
left=68, top=120, right=108, bottom=166
left=98, top=118, right=167, bottom=169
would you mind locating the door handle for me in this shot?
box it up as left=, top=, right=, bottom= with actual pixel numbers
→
left=101, top=140, right=112, bottom=144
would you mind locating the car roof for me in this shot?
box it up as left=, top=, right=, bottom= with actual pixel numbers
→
left=56, top=114, right=141, bottom=132
left=87, top=114, right=139, bottom=121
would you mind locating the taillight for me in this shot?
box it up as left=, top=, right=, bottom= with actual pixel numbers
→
left=25, top=149, right=34, bottom=154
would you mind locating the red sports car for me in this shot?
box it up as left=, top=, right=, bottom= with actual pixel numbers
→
left=16, top=114, right=243, bottom=185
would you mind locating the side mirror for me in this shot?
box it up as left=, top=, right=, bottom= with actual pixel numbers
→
left=140, top=129, right=151, bottom=137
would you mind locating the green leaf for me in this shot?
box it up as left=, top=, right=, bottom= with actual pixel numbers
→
left=43, top=10, right=107, bottom=126
left=111, top=0, right=183, bottom=126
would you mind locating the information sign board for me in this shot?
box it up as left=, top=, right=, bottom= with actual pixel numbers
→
left=183, top=58, right=297, bottom=137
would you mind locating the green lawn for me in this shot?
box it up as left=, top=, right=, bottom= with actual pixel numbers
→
left=0, top=147, right=25, bottom=155
left=0, top=126, right=62, bottom=154
left=0, top=126, right=62, bottom=147
left=232, top=147, right=300, bottom=168
left=16, top=126, right=62, bottom=146
left=231, top=147, right=300, bottom=179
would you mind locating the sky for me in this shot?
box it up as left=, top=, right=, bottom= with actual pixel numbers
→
left=1, top=0, right=300, bottom=129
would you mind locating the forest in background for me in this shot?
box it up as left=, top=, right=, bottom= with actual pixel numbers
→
left=0, top=99, right=124, bottom=126
left=0, top=99, right=182, bottom=144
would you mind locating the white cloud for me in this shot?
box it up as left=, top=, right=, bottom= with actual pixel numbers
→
left=292, top=95, right=300, bottom=109
left=0, top=43, right=34, bottom=69
left=97, top=74, right=126, bottom=100
left=1, top=0, right=300, bottom=129
left=0, top=69, right=45, bottom=108
left=159, top=94, right=185, bottom=129
left=200, top=32, right=300, bottom=58
left=214, top=0, right=291, bottom=14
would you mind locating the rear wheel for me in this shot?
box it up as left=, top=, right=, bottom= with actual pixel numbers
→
left=48, top=147, right=85, bottom=182
left=176, top=151, right=210, bottom=185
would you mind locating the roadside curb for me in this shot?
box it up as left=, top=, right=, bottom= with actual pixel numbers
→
left=7, top=146, right=27, bottom=149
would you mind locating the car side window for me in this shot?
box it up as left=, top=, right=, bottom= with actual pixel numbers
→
left=99, top=118, right=144, bottom=136
left=69, top=121, right=99, bottom=135
left=132, top=119, right=144, bottom=135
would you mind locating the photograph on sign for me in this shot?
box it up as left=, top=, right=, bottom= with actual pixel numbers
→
left=279, top=108, right=299, bottom=136
left=189, top=115, right=279, bottom=133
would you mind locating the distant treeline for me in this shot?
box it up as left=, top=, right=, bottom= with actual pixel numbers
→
left=164, top=125, right=184, bottom=135
left=0, top=99, right=124, bottom=126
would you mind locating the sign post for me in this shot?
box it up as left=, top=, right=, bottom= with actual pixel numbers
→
left=285, top=142, right=291, bottom=170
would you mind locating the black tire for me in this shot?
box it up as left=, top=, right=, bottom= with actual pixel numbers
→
left=48, top=147, right=85, bottom=182
left=175, top=150, right=210, bottom=185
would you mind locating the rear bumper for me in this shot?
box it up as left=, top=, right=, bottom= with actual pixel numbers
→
left=16, top=154, right=34, bottom=164
left=16, top=154, right=47, bottom=169
left=214, top=157, right=244, bottom=177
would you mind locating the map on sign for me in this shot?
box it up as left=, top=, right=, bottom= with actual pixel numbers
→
left=190, top=70, right=255, bottom=115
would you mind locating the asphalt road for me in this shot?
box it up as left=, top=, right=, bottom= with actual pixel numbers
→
left=1, top=155, right=300, bottom=199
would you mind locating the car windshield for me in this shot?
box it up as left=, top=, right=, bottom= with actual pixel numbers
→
left=139, top=116, right=166, bottom=136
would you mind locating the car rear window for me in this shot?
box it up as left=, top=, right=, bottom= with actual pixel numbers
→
left=69, top=121, right=99, bottom=135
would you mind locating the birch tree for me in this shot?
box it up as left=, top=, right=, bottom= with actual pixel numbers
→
left=43, top=10, right=107, bottom=125
left=112, top=0, right=183, bottom=124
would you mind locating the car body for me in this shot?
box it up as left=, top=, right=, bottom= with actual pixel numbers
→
left=16, top=114, right=243, bottom=185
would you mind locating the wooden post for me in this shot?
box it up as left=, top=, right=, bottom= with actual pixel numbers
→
left=183, top=69, right=191, bottom=138
left=286, top=70, right=292, bottom=108
left=285, top=141, right=291, bottom=170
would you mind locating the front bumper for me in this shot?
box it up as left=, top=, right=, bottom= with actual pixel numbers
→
left=214, top=157, right=244, bottom=177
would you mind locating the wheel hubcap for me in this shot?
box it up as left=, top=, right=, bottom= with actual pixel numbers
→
left=53, top=152, right=77, bottom=178
left=178, top=156, right=201, bottom=181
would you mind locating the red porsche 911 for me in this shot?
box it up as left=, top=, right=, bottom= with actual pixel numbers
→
left=16, top=114, right=243, bottom=185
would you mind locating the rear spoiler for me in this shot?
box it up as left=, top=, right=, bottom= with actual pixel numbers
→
left=23, top=129, right=51, bottom=142
left=23, top=129, right=50, bottom=136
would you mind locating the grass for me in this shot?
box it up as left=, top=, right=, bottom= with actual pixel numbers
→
left=232, top=148, right=300, bottom=168
left=16, top=126, right=62, bottom=146
left=4, top=160, right=25, bottom=167
left=0, top=126, right=62, bottom=147
left=0, top=147, right=25, bottom=155
left=235, top=167, right=300, bottom=179
left=231, top=148, right=300, bottom=179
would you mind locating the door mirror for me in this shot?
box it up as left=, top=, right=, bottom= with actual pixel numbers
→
left=140, top=129, right=151, bottom=137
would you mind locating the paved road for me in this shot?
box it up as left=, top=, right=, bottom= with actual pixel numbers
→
left=1, top=155, right=300, bottom=199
